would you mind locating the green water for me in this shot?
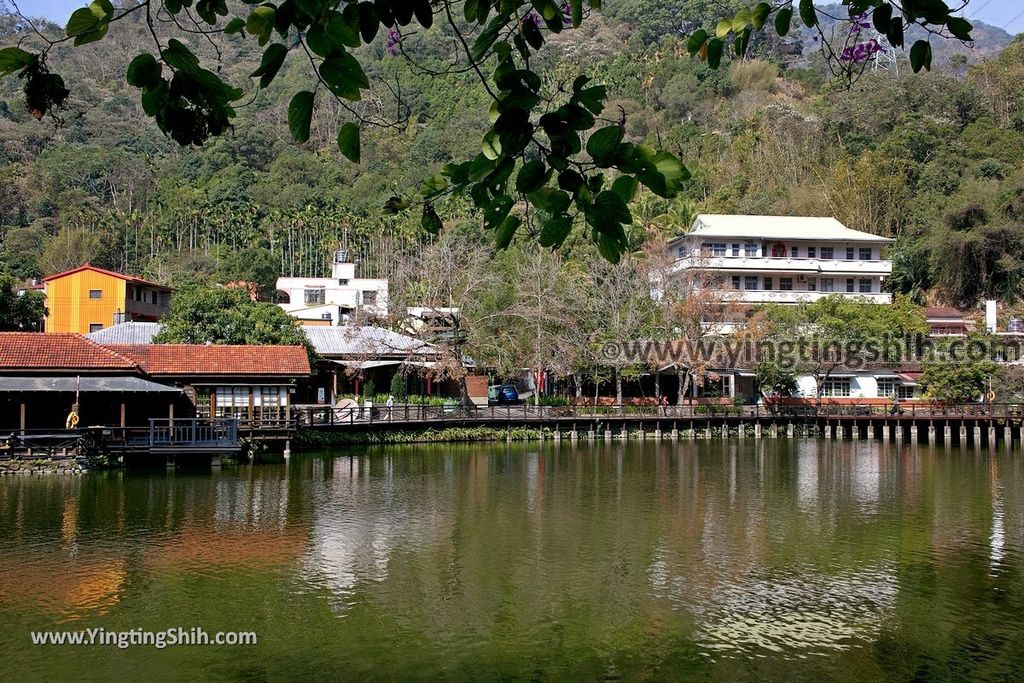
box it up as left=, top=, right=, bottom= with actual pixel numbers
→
left=1, top=440, right=1023, bottom=681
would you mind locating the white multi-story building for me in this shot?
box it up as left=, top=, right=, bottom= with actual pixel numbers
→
left=669, top=215, right=894, bottom=304
left=276, top=250, right=389, bottom=326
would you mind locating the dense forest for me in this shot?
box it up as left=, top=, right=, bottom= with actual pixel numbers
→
left=2, top=1, right=1024, bottom=310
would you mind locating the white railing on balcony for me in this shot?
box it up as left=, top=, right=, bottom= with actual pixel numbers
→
left=674, top=256, right=892, bottom=275
left=712, top=290, right=893, bottom=304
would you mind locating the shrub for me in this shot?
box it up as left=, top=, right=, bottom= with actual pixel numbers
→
left=389, top=372, right=408, bottom=401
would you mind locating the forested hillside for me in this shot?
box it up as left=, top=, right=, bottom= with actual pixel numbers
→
left=2, top=1, right=1023, bottom=309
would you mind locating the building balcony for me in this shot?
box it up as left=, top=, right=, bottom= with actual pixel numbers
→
left=674, top=256, right=892, bottom=276
left=711, top=289, right=893, bottom=304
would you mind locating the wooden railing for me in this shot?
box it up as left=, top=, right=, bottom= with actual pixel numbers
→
left=290, top=402, right=1024, bottom=427
left=148, top=418, right=239, bottom=448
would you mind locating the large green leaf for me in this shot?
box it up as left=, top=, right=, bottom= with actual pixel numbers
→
left=420, top=173, right=449, bottom=198
left=686, top=29, right=708, bottom=56
left=538, top=213, right=573, bottom=248
left=484, top=194, right=514, bottom=230
left=593, top=190, right=632, bottom=225
left=162, top=39, right=200, bottom=72
left=775, top=7, right=793, bottom=36
left=495, top=215, right=521, bottom=249
left=319, top=51, right=368, bottom=100
left=909, top=39, right=932, bottom=72
left=246, top=5, right=277, bottom=45
left=527, top=187, right=571, bottom=214
left=337, top=121, right=360, bottom=162
left=706, top=38, right=724, bottom=68
left=288, top=90, right=315, bottom=143
left=251, top=43, right=288, bottom=88
left=0, top=47, right=35, bottom=77
left=516, top=160, right=549, bottom=194
left=946, top=17, right=972, bottom=42
left=586, top=125, right=623, bottom=164
left=421, top=203, right=443, bottom=234
left=610, top=176, right=638, bottom=203
left=126, top=53, right=162, bottom=88
left=798, top=0, right=816, bottom=28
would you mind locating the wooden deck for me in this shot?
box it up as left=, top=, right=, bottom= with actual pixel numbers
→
left=290, top=402, right=1024, bottom=447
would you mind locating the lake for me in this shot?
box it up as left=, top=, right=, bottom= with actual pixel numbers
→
left=1, top=440, right=1022, bottom=681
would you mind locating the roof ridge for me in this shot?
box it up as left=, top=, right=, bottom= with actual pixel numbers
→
left=78, top=335, right=140, bottom=368
left=42, top=264, right=173, bottom=289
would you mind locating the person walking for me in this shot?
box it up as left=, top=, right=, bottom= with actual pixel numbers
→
left=386, top=394, right=394, bottom=421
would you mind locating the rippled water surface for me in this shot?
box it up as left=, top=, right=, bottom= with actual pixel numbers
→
left=2, top=440, right=1024, bottom=681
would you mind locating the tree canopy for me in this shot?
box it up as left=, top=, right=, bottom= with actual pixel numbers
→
left=0, top=276, right=46, bottom=331
left=0, top=1, right=973, bottom=261
left=154, top=285, right=311, bottom=351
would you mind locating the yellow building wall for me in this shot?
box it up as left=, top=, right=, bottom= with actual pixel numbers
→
left=45, top=271, right=127, bottom=334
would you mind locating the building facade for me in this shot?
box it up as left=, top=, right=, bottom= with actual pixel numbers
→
left=276, top=251, right=389, bottom=326
left=669, top=215, right=894, bottom=304
left=43, top=265, right=172, bottom=334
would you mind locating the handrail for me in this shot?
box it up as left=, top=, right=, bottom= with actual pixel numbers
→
left=291, top=402, right=1024, bottom=426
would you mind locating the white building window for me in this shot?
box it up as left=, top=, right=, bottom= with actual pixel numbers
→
left=791, top=246, right=799, bottom=258
left=744, top=243, right=757, bottom=257
left=763, top=277, right=773, bottom=291
left=878, top=380, right=915, bottom=399
left=846, top=279, right=855, bottom=293
left=677, top=246, right=688, bottom=258
left=808, top=279, right=817, bottom=291
left=704, top=243, right=727, bottom=256
left=362, top=290, right=378, bottom=305
left=304, top=287, right=326, bottom=305
left=731, top=276, right=741, bottom=290
left=820, top=247, right=833, bottom=259
left=808, top=247, right=816, bottom=258
left=821, top=278, right=834, bottom=292
left=846, top=247, right=855, bottom=260
left=744, top=276, right=758, bottom=290
left=859, top=247, right=872, bottom=260
left=822, top=379, right=851, bottom=397
left=731, top=243, right=741, bottom=257
left=779, top=278, right=793, bottom=291
left=859, top=278, right=872, bottom=293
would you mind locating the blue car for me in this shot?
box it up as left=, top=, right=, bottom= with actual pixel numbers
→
left=489, top=383, right=521, bottom=405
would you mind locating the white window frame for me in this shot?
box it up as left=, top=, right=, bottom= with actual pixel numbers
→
left=822, top=379, right=851, bottom=397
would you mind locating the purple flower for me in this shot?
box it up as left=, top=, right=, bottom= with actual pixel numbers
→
left=841, top=38, right=883, bottom=63
left=386, top=28, right=401, bottom=57
left=524, top=12, right=542, bottom=28
left=849, top=12, right=872, bottom=36
left=561, top=2, right=573, bottom=26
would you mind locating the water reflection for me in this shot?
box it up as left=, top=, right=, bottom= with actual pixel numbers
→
left=0, top=441, right=1022, bottom=679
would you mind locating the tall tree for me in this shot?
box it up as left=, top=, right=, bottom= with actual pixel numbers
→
left=0, top=1, right=971, bottom=259
left=0, top=276, right=46, bottom=331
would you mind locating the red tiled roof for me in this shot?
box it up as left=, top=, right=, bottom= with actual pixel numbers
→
left=107, top=345, right=310, bottom=377
left=0, top=333, right=138, bottom=371
left=925, top=307, right=964, bottom=319
left=42, top=264, right=172, bottom=291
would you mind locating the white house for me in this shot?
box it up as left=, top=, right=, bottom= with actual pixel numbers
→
left=276, top=250, right=389, bottom=326
left=669, top=215, right=894, bottom=305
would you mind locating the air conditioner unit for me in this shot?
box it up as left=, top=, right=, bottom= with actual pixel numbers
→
left=797, top=275, right=806, bottom=281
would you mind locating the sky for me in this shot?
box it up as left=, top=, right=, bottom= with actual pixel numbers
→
left=14, top=0, right=1024, bottom=35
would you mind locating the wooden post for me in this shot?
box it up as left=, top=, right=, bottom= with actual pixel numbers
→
left=120, top=402, right=126, bottom=428
left=248, top=388, right=255, bottom=422
left=19, top=402, right=25, bottom=435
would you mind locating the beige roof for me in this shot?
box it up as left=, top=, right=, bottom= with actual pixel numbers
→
left=680, top=215, right=893, bottom=243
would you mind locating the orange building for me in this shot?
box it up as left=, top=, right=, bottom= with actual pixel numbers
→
left=42, top=264, right=172, bottom=334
